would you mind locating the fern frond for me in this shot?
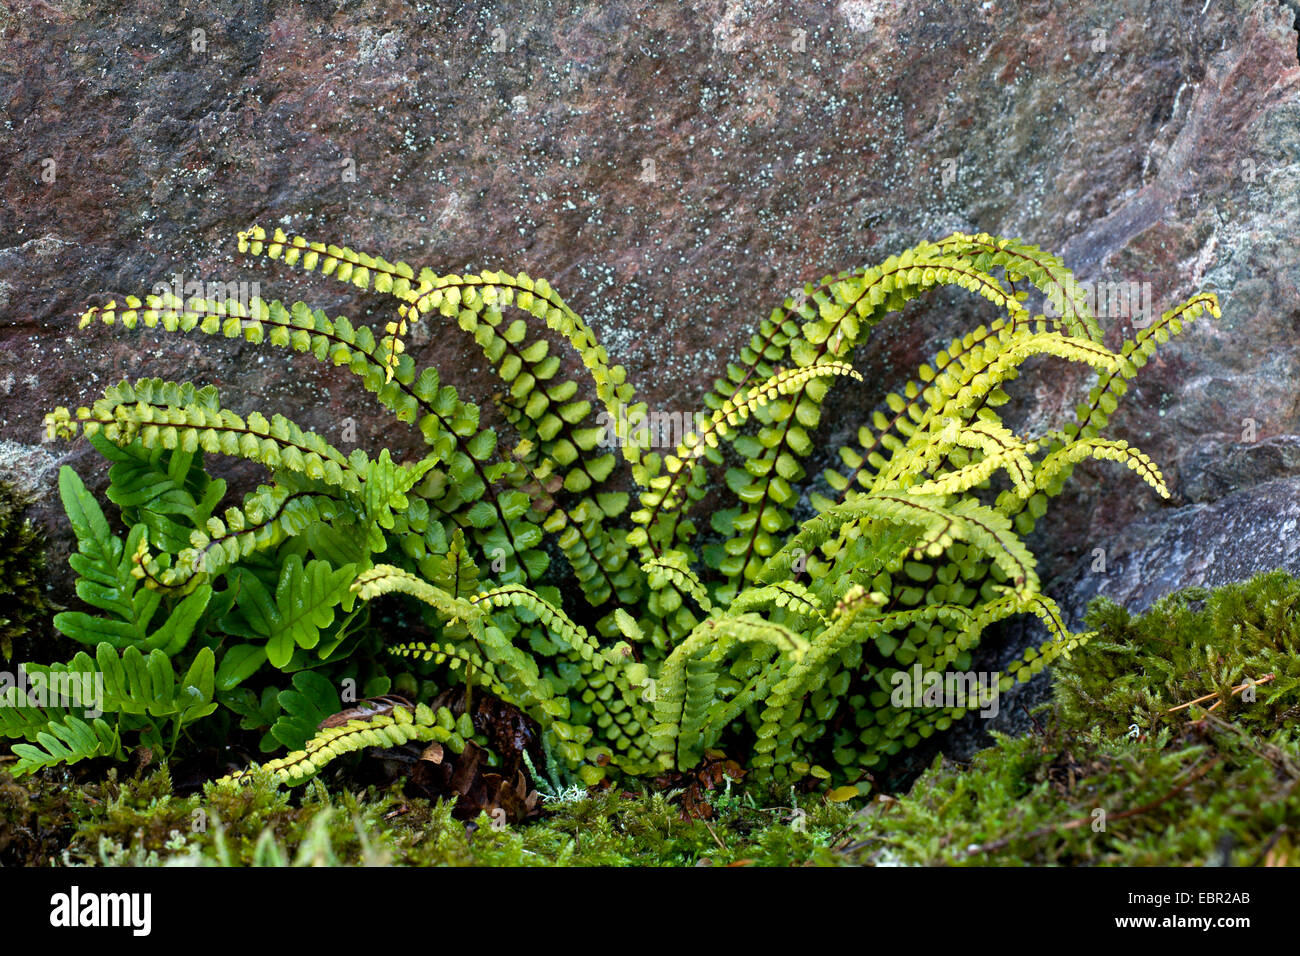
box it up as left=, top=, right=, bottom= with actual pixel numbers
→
left=65, top=291, right=543, bottom=582
left=457, top=310, right=617, bottom=496
left=628, top=361, right=862, bottom=553
left=95, top=643, right=216, bottom=720
left=0, top=653, right=125, bottom=775
left=354, top=566, right=590, bottom=726
left=905, top=418, right=1038, bottom=497
left=48, top=378, right=364, bottom=491
left=471, top=584, right=615, bottom=667
left=762, top=492, right=1039, bottom=595
left=1029, top=436, right=1169, bottom=500
left=93, top=429, right=225, bottom=555
left=518, top=454, right=636, bottom=608
left=401, top=272, right=634, bottom=452
left=823, top=313, right=1070, bottom=501
left=727, top=581, right=828, bottom=624
left=994, top=291, right=1219, bottom=534
left=352, top=564, right=485, bottom=628
left=6, top=714, right=120, bottom=776
left=161, top=481, right=347, bottom=587
left=51, top=466, right=215, bottom=649
left=221, top=701, right=466, bottom=787
left=389, top=640, right=511, bottom=701
left=650, top=612, right=809, bottom=767
left=5, top=643, right=216, bottom=757
left=1064, top=292, right=1220, bottom=446
left=933, top=231, right=1102, bottom=341
left=879, top=331, right=1122, bottom=485
left=702, top=243, right=1024, bottom=420
left=641, top=551, right=712, bottom=613
left=697, top=249, right=1034, bottom=584
left=236, top=227, right=637, bottom=465
left=544, top=495, right=637, bottom=608
left=225, top=556, right=357, bottom=669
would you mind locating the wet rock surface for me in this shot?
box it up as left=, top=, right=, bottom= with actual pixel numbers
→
left=2, top=1, right=1299, bottom=706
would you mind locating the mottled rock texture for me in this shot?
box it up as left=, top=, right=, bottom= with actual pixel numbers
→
left=2, top=1, right=1299, bottom=746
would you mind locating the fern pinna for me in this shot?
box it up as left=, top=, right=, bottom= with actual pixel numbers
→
left=34, top=226, right=1219, bottom=794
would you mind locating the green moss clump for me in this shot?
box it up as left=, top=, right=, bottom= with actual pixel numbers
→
left=1055, top=570, right=1300, bottom=739
left=0, top=767, right=855, bottom=867
left=842, top=722, right=1299, bottom=865
left=839, top=570, right=1300, bottom=866
left=0, top=481, right=57, bottom=661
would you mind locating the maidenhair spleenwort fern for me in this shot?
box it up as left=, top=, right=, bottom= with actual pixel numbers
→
left=40, top=227, right=1219, bottom=795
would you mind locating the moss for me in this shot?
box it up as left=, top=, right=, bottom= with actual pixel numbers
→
left=838, top=571, right=1300, bottom=866
left=840, top=722, right=1299, bottom=865
left=0, top=766, right=855, bottom=866
left=0, top=480, right=59, bottom=662
left=1056, top=570, right=1300, bottom=739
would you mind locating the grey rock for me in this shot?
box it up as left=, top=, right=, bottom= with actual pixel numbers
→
left=1055, top=473, right=1300, bottom=627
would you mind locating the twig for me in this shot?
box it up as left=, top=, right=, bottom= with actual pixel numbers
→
left=1167, top=674, right=1274, bottom=713
left=957, top=755, right=1220, bottom=860
left=700, top=816, right=726, bottom=852
left=1247, top=825, right=1288, bottom=868
left=1019, top=700, right=1046, bottom=736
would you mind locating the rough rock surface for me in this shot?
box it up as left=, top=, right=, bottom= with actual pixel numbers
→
left=1056, top=474, right=1300, bottom=622
left=2, top=2, right=1300, bottom=744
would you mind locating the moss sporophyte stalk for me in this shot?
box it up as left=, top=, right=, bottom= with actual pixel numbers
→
left=18, top=227, right=1218, bottom=797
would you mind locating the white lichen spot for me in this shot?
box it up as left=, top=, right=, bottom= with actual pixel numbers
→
left=838, top=0, right=893, bottom=33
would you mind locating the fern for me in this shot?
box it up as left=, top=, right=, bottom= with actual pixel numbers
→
left=220, top=699, right=468, bottom=787
left=33, top=227, right=1219, bottom=795
left=53, top=465, right=214, bottom=653
left=1, top=643, right=216, bottom=775
left=2, top=713, right=120, bottom=776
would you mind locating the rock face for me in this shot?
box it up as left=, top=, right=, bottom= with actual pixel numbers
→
left=2, top=2, right=1299, bottom=687
left=1056, top=474, right=1300, bottom=623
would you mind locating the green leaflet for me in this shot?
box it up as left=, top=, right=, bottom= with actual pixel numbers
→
left=53, top=466, right=213, bottom=654
left=227, top=556, right=357, bottom=668
left=270, top=669, right=342, bottom=751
